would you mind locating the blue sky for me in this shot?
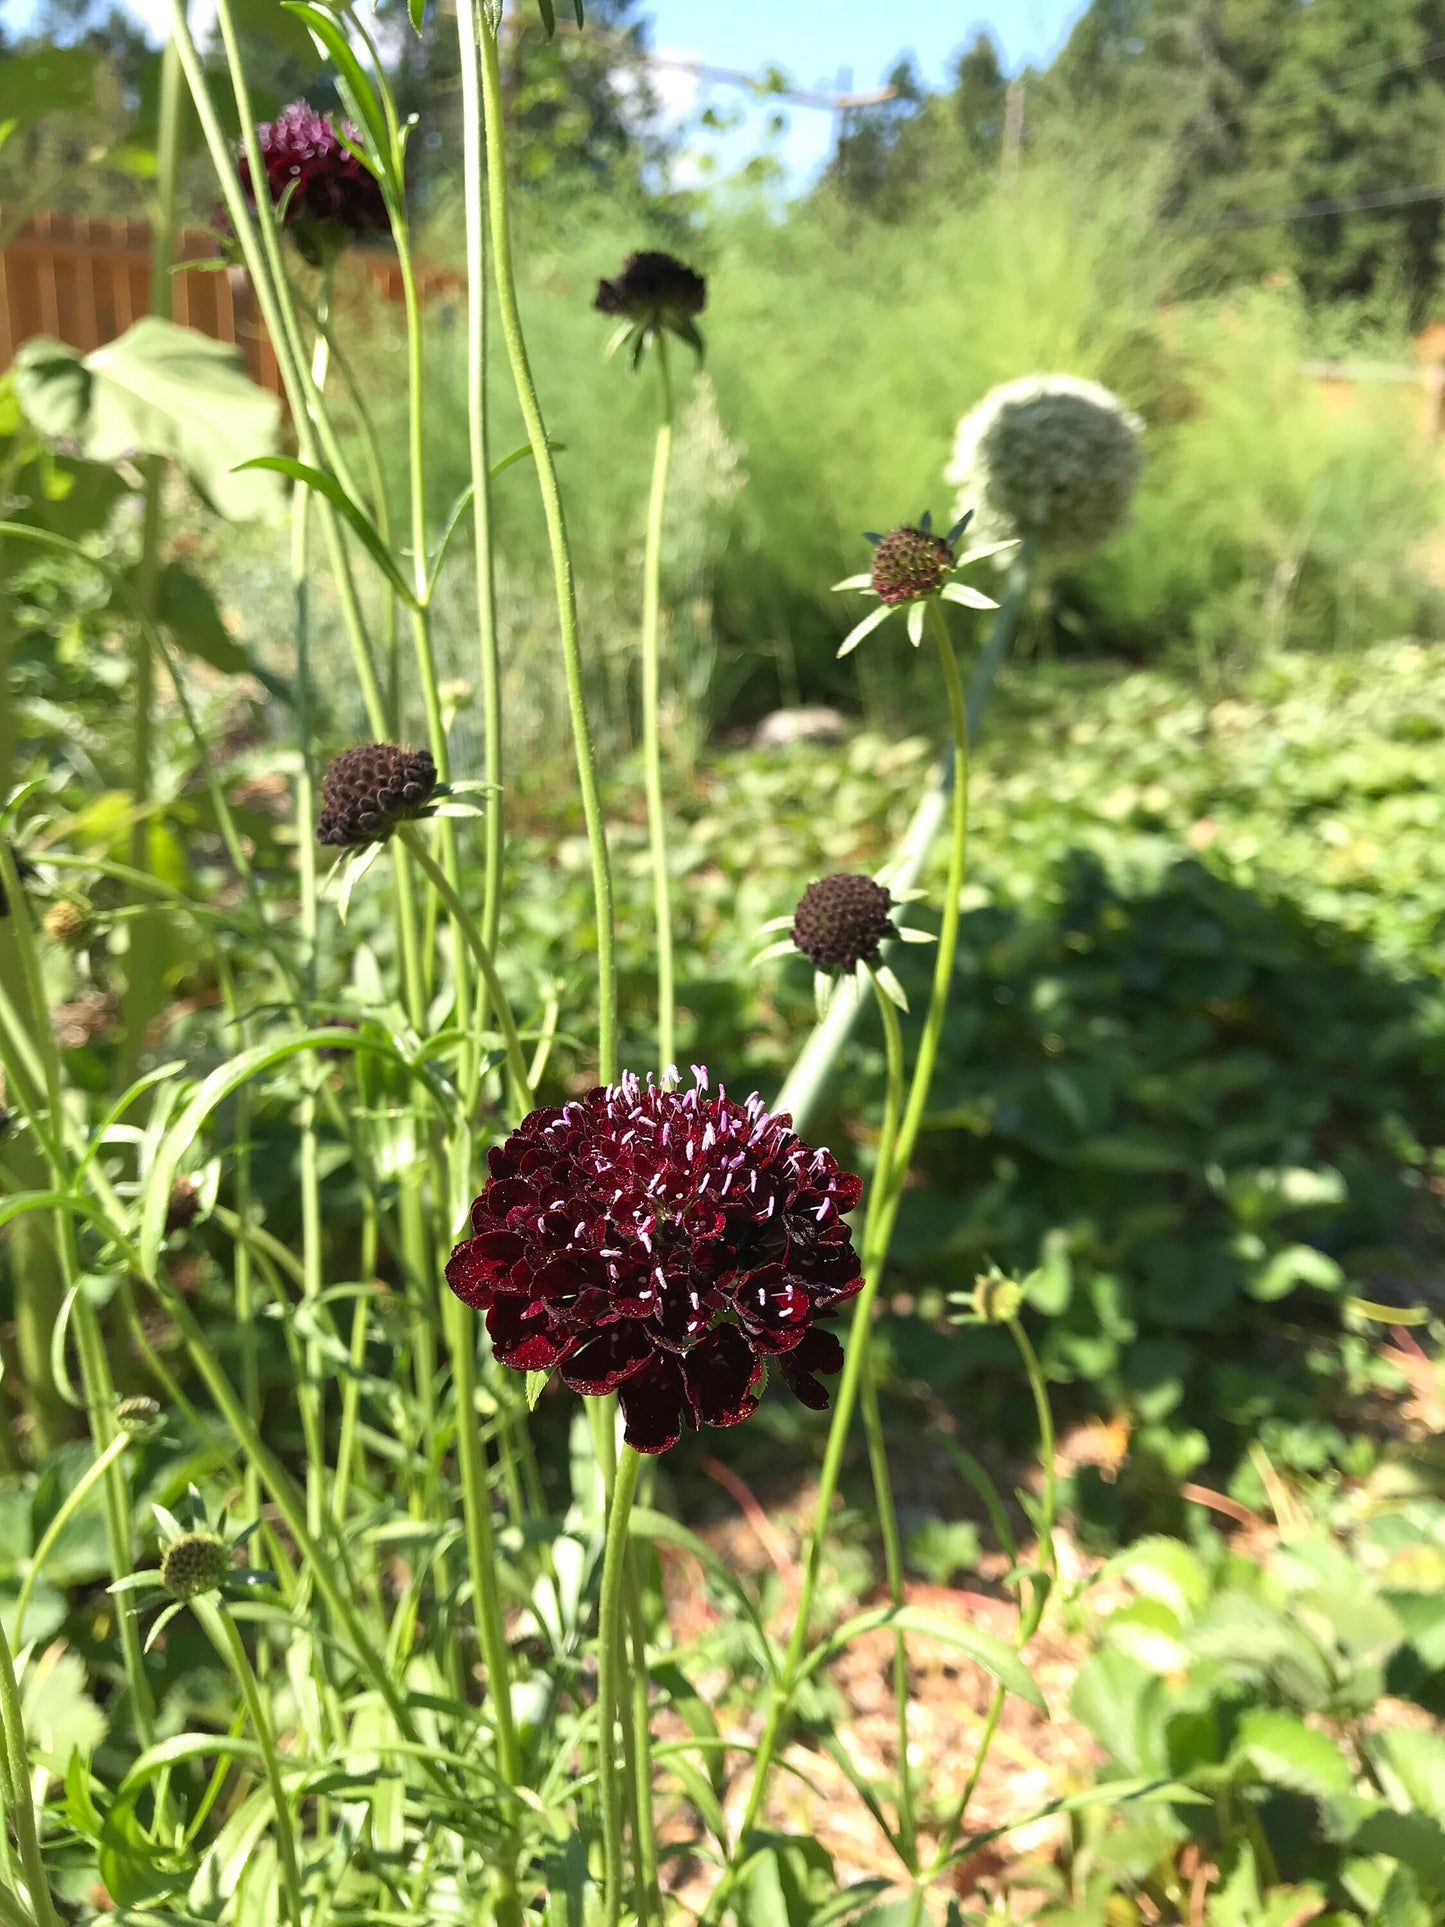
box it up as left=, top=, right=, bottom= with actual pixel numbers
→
left=643, top=0, right=1088, bottom=182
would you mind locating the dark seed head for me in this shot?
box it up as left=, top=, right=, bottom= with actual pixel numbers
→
left=792, top=874, right=897, bottom=973
left=160, top=1531, right=231, bottom=1601
left=317, top=744, right=437, bottom=848
left=870, top=526, right=955, bottom=606
left=165, top=1177, right=200, bottom=1235
left=594, top=251, right=706, bottom=326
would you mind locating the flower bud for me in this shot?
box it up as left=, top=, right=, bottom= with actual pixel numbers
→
left=792, top=875, right=897, bottom=973
left=160, top=1531, right=231, bottom=1601
left=973, top=1267, right=1025, bottom=1324
left=317, top=744, right=437, bottom=848
left=115, top=1396, right=164, bottom=1440
left=43, top=899, right=91, bottom=946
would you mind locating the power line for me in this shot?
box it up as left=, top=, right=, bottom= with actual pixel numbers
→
left=1192, top=180, right=1445, bottom=233
left=1261, top=39, right=1445, bottom=112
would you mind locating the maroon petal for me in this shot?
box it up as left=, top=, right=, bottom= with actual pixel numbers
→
left=779, top=1327, right=846, bottom=1411
left=732, top=1263, right=814, bottom=1353
left=683, top=1325, right=763, bottom=1429
left=619, top=1354, right=687, bottom=1455
left=561, top=1322, right=654, bottom=1395
left=487, top=1296, right=566, bottom=1371
left=445, top=1231, right=521, bottom=1309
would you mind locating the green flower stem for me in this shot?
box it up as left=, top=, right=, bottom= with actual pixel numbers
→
left=713, top=603, right=973, bottom=1916
left=396, top=825, right=533, bottom=1115
left=164, top=0, right=388, bottom=738
left=642, top=336, right=677, bottom=1074
left=0, top=845, right=158, bottom=1757
left=597, top=1442, right=643, bottom=1927
left=624, top=1566, right=662, bottom=1925
left=453, top=0, right=506, bottom=1020
left=295, top=307, right=328, bottom=1542
left=859, top=969, right=914, bottom=1869
left=476, top=9, right=618, bottom=1083
left=0, top=1607, right=63, bottom=1927
left=1008, top=1314, right=1058, bottom=1637
left=193, top=1600, right=305, bottom=1927
left=12, top=1434, right=128, bottom=1642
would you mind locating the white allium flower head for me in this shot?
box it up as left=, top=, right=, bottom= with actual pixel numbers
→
left=945, top=374, right=1144, bottom=555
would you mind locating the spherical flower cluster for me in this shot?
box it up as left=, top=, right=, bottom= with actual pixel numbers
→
left=870, top=526, right=956, bottom=606
left=445, top=1069, right=863, bottom=1454
left=238, top=101, right=389, bottom=268
left=318, top=744, right=437, bottom=848
left=42, top=899, right=90, bottom=946
left=160, top=1531, right=231, bottom=1602
left=792, top=875, right=897, bottom=973
left=945, top=374, right=1143, bottom=555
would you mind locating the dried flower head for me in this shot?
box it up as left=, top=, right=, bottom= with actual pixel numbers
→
left=237, top=101, right=389, bottom=268
left=792, top=875, right=897, bottom=973
left=318, top=744, right=437, bottom=848
left=833, top=510, right=1009, bottom=657
left=446, top=1069, right=863, bottom=1453
left=596, top=250, right=707, bottom=367
left=946, top=374, right=1143, bottom=554
left=159, top=1531, right=231, bottom=1601
left=43, top=899, right=90, bottom=946
left=164, top=1177, right=200, bottom=1236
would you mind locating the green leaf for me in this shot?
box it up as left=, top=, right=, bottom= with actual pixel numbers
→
left=628, top=1508, right=775, bottom=1673
left=525, top=1369, right=552, bottom=1411
left=282, top=5, right=390, bottom=165
left=149, top=561, right=249, bottom=675
left=1109, top=1534, right=1210, bottom=1620
left=1374, top=1729, right=1445, bottom=1826
left=795, top=1605, right=1045, bottom=1711
left=1247, top=1242, right=1343, bottom=1302
left=1232, top=1706, right=1356, bottom=1810
left=1351, top=1810, right=1445, bottom=1899
left=14, top=321, right=282, bottom=520
left=229, top=0, right=323, bottom=67
left=1070, top=1648, right=1166, bottom=1774
left=236, top=456, right=417, bottom=605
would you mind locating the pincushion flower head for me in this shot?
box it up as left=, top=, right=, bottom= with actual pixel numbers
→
left=756, top=872, right=935, bottom=1016
left=445, top=1068, right=863, bottom=1454
left=318, top=744, right=437, bottom=848
left=237, top=101, right=389, bottom=269
left=834, top=510, right=1011, bottom=657
left=945, top=374, right=1143, bottom=555
left=595, top=250, right=707, bottom=369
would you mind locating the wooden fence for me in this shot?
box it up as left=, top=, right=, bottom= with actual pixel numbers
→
left=0, top=207, right=462, bottom=401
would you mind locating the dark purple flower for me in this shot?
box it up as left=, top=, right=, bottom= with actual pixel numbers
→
left=792, top=874, right=897, bottom=974
left=595, top=251, right=707, bottom=366
left=317, top=744, right=436, bottom=848
left=237, top=101, right=390, bottom=267
left=445, top=1069, right=863, bottom=1454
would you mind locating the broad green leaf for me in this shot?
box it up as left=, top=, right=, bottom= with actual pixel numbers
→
left=14, top=321, right=282, bottom=520
left=1374, top=1728, right=1445, bottom=1825
left=1109, top=1534, right=1210, bottom=1619
left=151, top=561, right=249, bottom=675
left=795, top=1604, right=1045, bottom=1710
left=1070, top=1648, right=1166, bottom=1775
left=1232, top=1706, right=1356, bottom=1810
left=1351, top=1810, right=1445, bottom=1899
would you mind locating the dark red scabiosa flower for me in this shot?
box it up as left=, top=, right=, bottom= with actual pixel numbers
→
left=595, top=251, right=707, bottom=366
left=446, top=1069, right=863, bottom=1453
left=870, top=525, right=957, bottom=607
left=317, top=744, right=437, bottom=848
left=237, top=101, right=390, bottom=269
left=792, top=874, right=897, bottom=974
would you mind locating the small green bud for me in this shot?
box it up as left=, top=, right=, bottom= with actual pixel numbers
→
left=160, top=1531, right=231, bottom=1601
left=115, top=1396, right=164, bottom=1439
left=973, top=1267, right=1025, bottom=1324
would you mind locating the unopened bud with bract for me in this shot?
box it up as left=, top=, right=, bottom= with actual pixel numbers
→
left=160, top=1531, right=231, bottom=1601
left=115, top=1396, right=164, bottom=1440
left=972, top=1266, right=1025, bottom=1324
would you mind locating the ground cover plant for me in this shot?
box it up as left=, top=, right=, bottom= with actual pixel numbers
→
left=1, top=3, right=1444, bottom=1925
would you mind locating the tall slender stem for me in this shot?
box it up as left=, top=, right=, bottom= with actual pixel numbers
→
left=858, top=972, right=914, bottom=1867
left=0, top=1608, right=64, bottom=1927
left=713, top=600, right=973, bottom=1913
left=597, top=1444, right=642, bottom=1927
left=454, top=0, right=505, bottom=1011
left=476, top=12, right=618, bottom=1082
left=194, top=1601, right=305, bottom=1927
left=641, top=338, right=677, bottom=1074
